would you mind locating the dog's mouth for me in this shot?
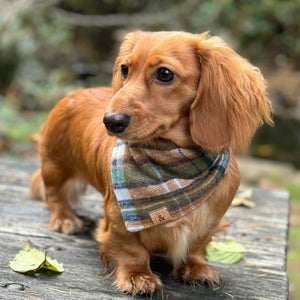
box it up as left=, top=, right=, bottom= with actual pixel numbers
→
left=122, top=124, right=169, bottom=142
left=105, top=119, right=170, bottom=143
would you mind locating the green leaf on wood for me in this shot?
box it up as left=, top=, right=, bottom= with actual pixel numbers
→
left=9, top=241, right=46, bottom=273
left=43, top=256, right=64, bottom=273
left=206, top=240, right=246, bottom=264
left=9, top=240, right=64, bottom=274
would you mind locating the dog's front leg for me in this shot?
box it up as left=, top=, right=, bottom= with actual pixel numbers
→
left=97, top=218, right=163, bottom=295
left=111, top=244, right=163, bottom=296
left=175, top=234, right=219, bottom=286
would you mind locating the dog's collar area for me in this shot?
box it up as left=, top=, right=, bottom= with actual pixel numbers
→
left=111, top=139, right=230, bottom=232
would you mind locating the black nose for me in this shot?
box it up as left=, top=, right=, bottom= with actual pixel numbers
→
left=103, top=112, right=131, bottom=134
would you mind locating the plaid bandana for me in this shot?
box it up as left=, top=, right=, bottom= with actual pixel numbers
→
left=111, top=140, right=230, bottom=232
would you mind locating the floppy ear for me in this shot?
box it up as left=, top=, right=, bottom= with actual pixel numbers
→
left=112, top=31, right=145, bottom=93
left=190, top=33, right=273, bottom=152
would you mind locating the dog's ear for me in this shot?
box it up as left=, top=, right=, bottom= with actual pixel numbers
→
left=112, top=31, right=145, bottom=93
left=190, top=33, right=273, bottom=152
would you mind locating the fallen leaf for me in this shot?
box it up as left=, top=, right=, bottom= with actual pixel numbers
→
left=232, top=189, right=255, bottom=208
left=9, top=240, right=64, bottom=274
left=43, top=256, right=64, bottom=273
left=235, top=188, right=252, bottom=199
left=9, top=241, right=46, bottom=273
left=231, top=197, right=256, bottom=208
left=206, top=240, right=246, bottom=264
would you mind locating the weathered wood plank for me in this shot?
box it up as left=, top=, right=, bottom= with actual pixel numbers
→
left=0, top=160, right=289, bottom=299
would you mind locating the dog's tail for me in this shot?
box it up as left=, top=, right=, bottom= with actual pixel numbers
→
left=29, top=169, right=45, bottom=201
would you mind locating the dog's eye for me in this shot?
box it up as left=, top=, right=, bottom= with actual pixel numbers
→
left=121, top=65, right=129, bottom=80
left=156, top=67, right=174, bottom=83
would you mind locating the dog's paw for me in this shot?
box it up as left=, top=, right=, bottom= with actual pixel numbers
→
left=176, top=262, right=219, bottom=286
left=114, top=272, right=163, bottom=296
left=49, top=213, right=84, bottom=234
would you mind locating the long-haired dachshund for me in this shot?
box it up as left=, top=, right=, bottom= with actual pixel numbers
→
left=30, top=31, right=273, bottom=295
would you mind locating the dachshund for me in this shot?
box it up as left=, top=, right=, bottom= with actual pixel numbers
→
left=30, top=31, right=273, bottom=295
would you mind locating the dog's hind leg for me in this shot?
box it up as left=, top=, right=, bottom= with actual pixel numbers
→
left=36, top=162, right=84, bottom=234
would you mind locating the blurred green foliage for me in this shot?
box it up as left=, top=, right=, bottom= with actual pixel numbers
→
left=288, top=225, right=300, bottom=299
left=0, top=0, right=75, bottom=110
left=0, top=0, right=300, bottom=158
left=201, top=0, right=300, bottom=66
left=0, top=101, right=48, bottom=158
left=285, top=182, right=300, bottom=203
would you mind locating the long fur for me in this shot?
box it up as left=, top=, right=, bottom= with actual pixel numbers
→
left=30, top=31, right=272, bottom=295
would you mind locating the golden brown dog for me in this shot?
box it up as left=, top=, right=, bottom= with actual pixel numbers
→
left=30, top=31, right=273, bottom=295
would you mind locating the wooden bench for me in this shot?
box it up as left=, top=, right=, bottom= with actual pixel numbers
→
left=0, top=160, right=289, bottom=299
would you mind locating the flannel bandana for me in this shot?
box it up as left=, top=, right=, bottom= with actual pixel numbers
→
left=111, top=139, right=230, bottom=232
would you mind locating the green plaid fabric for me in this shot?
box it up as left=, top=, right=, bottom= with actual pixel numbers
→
left=111, top=139, right=230, bottom=232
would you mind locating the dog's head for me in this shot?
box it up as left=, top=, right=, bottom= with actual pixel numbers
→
left=104, top=31, right=273, bottom=151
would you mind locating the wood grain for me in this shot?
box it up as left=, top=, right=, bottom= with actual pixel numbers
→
left=0, top=160, right=289, bottom=299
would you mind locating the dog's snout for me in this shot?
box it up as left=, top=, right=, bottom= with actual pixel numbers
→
left=103, top=112, right=131, bottom=134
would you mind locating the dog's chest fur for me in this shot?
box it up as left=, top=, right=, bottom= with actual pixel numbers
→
left=138, top=200, right=213, bottom=267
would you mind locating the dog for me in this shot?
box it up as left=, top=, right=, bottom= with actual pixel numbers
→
left=30, top=31, right=273, bottom=295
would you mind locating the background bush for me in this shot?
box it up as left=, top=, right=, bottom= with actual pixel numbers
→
left=0, top=0, right=300, bottom=161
